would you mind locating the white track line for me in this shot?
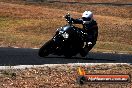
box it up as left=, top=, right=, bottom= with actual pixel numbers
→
left=0, top=63, right=130, bottom=70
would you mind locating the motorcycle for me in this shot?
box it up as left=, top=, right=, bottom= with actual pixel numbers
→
left=38, top=14, right=88, bottom=58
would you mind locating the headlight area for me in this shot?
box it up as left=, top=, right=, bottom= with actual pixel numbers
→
left=62, top=32, right=69, bottom=39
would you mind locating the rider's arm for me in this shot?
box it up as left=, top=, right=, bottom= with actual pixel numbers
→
left=71, top=18, right=83, bottom=24
left=64, top=14, right=83, bottom=24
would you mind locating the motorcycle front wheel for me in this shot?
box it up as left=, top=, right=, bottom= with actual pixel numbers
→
left=38, top=40, right=54, bottom=57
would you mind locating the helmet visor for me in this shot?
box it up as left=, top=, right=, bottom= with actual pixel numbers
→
left=82, top=17, right=91, bottom=21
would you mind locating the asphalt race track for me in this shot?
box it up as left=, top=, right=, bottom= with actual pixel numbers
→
left=0, top=47, right=131, bottom=66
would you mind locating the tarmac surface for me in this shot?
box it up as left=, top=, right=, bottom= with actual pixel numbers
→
left=0, top=47, right=131, bottom=66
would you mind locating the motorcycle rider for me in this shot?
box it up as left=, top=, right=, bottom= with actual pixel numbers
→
left=65, top=11, right=98, bottom=56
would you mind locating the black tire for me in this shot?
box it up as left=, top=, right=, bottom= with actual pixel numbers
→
left=38, top=40, right=54, bottom=57
left=80, top=48, right=88, bottom=57
left=64, top=53, right=72, bottom=58
left=64, top=48, right=73, bottom=58
left=76, top=76, right=87, bottom=85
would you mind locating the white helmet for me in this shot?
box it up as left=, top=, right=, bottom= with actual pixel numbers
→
left=82, top=11, right=93, bottom=24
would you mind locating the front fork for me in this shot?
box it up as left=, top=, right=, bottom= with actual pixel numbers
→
left=53, top=35, right=64, bottom=46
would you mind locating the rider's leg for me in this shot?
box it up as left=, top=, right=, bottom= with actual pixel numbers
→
left=80, top=43, right=94, bottom=57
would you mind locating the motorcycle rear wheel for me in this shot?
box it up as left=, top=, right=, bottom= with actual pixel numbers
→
left=38, top=40, right=54, bottom=57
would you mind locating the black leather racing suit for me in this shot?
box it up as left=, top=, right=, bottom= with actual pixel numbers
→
left=71, top=18, right=98, bottom=55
